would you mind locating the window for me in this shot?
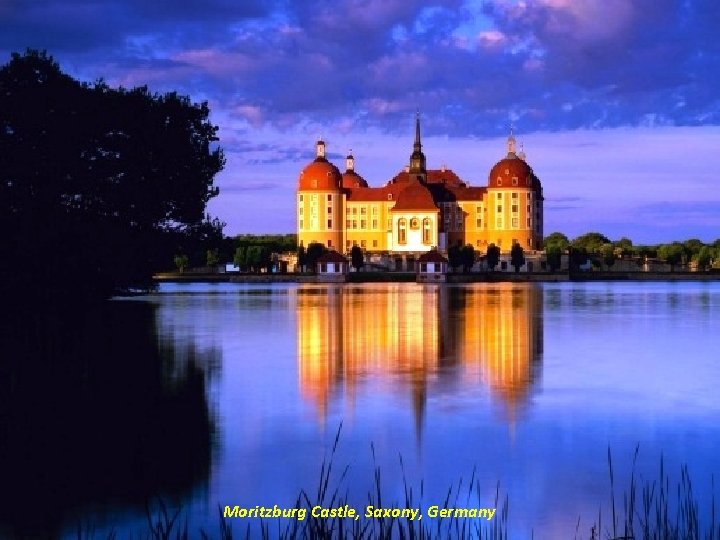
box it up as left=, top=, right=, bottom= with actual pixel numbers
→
left=361, top=240, right=366, bottom=248
left=497, top=179, right=502, bottom=186
left=351, top=207, right=357, bottom=215
left=497, top=205, right=502, bottom=213
left=527, top=205, right=531, bottom=212
left=346, top=220, right=351, bottom=229
left=327, top=206, right=332, bottom=214
left=360, top=220, right=367, bottom=229
left=372, top=219, right=378, bottom=229
left=512, top=192, right=518, bottom=199
left=512, top=217, right=519, bottom=228
left=327, top=240, right=332, bottom=247
left=299, top=195, right=304, bottom=202
left=476, top=240, right=482, bottom=247
left=360, top=207, right=367, bottom=215
left=476, top=218, right=482, bottom=228
left=496, top=192, right=503, bottom=199
left=388, top=193, right=393, bottom=200
left=327, top=194, right=332, bottom=201
left=527, top=218, right=532, bottom=227
left=371, top=206, right=378, bottom=215
left=496, top=218, right=503, bottom=228
left=398, top=219, right=407, bottom=244
left=327, top=219, right=332, bottom=229
left=352, top=220, right=357, bottom=229
left=476, top=206, right=482, bottom=213
left=422, top=218, right=431, bottom=244
left=512, top=178, right=518, bottom=186
left=372, top=240, right=378, bottom=248
left=299, top=207, right=304, bottom=215
left=311, top=194, right=317, bottom=201
left=512, top=205, right=518, bottom=213
left=410, top=218, right=419, bottom=229
left=299, top=219, right=304, bottom=229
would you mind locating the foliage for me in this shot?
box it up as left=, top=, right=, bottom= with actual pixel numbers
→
left=174, top=254, right=189, bottom=273
left=350, top=246, right=364, bottom=271
left=305, top=242, right=327, bottom=272
left=545, top=245, right=562, bottom=272
left=0, top=50, right=224, bottom=301
left=447, top=243, right=462, bottom=270
left=694, top=246, right=714, bottom=271
left=486, top=243, right=500, bottom=271
left=568, top=246, right=589, bottom=271
left=601, top=243, right=616, bottom=268
left=614, top=237, right=633, bottom=256
left=233, top=246, right=246, bottom=270
left=657, top=242, right=685, bottom=271
left=460, top=244, right=475, bottom=272
left=206, top=248, right=220, bottom=267
left=297, top=244, right=307, bottom=272
left=571, top=232, right=610, bottom=253
left=510, top=242, right=525, bottom=273
left=544, top=232, right=570, bottom=251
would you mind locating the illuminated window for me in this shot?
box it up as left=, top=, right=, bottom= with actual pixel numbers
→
left=422, top=218, right=431, bottom=244
left=398, top=219, right=407, bottom=244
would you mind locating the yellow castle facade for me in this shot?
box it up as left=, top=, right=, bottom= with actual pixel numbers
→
left=296, top=116, right=544, bottom=255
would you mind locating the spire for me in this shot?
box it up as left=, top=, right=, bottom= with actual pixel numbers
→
left=414, top=109, right=421, bottom=150
left=507, top=125, right=517, bottom=156
left=409, top=111, right=427, bottom=175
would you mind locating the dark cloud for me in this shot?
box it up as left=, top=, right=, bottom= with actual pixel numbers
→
left=1, top=0, right=719, bottom=136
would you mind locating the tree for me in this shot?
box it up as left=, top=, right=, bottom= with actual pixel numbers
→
left=206, top=248, right=220, bottom=268
left=233, top=246, right=246, bottom=271
left=350, top=246, right=364, bottom=271
left=0, top=50, right=224, bottom=302
left=572, top=232, right=610, bottom=254
left=486, top=244, right=500, bottom=271
left=657, top=243, right=684, bottom=271
left=510, top=242, right=525, bottom=273
left=615, top=237, right=633, bottom=257
left=296, top=244, right=307, bottom=272
left=546, top=245, right=562, bottom=272
left=174, top=254, right=189, bottom=273
left=447, top=243, right=462, bottom=271
left=305, top=242, right=327, bottom=272
left=460, top=244, right=475, bottom=272
left=601, top=243, right=615, bottom=269
left=694, top=246, right=713, bottom=271
left=544, top=232, right=570, bottom=251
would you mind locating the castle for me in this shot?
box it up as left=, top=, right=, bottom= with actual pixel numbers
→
left=296, top=115, right=544, bottom=257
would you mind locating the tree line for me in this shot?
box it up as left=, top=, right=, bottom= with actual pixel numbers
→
left=544, top=232, right=720, bottom=271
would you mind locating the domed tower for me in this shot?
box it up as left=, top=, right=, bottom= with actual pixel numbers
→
left=485, top=132, right=544, bottom=252
left=297, top=140, right=344, bottom=250
left=341, top=152, right=368, bottom=189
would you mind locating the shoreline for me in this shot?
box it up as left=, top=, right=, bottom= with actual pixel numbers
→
left=153, top=270, right=720, bottom=284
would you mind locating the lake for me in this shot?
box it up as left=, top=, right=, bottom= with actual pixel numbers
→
left=1, top=281, right=719, bottom=538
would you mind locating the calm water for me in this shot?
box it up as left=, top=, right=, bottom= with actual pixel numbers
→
left=2, top=282, right=720, bottom=538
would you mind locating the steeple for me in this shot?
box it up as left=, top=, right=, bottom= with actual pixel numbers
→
left=409, top=111, right=427, bottom=177
left=316, top=139, right=326, bottom=160
left=507, top=125, right=517, bottom=157
left=345, top=150, right=354, bottom=172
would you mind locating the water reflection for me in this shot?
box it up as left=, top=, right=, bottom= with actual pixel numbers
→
left=297, top=283, right=543, bottom=434
left=0, top=302, right=218, bottom=538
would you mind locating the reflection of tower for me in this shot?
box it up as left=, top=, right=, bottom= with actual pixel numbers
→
left=297, top=287, right=344, bottom=422
left=460, top=283, right=543, bottom=415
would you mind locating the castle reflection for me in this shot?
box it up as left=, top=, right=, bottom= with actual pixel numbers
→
left=296, top=283, right=543, bottom=433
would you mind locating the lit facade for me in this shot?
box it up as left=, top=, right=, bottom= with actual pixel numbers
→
left=296, top=117, right=544, bottom=254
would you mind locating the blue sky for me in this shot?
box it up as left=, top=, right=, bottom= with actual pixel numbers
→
left=2, top=0, right=719, bottom=244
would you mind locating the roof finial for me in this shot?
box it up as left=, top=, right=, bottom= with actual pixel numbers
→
left=346, top=149, right=355, bottom=171
left=507, top=124, right=517, bottom=156
left=518, top=142, right=526, bottom=161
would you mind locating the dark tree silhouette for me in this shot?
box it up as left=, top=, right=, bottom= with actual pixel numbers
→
left=486, top=244, right=500, bottom=271
left=350, top=245, right=364, bottom=271
left=510, top=242, right=525, bottom=273
left=460, top=244, right=475, bottom=272
left=0, top=50, right=224, bottom=302
left=305, top=242, right=327, bottom=272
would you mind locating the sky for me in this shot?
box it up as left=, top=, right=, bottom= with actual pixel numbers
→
left=2, top=0, right=719, bottom=244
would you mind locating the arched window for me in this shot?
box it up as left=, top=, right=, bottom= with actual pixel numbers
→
left=422, top=218, right=431, bottom=244
left=398, top=219, right=407, bottom=244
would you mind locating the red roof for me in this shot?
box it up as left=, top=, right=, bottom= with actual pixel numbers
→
left=390, top=181, right=438, bottom=211
left=317, top=250, right=347, bottom=264
left=298, top=158, right=342, bottom=191
left=487, top=154, right=541, bottom=191
left=341, top=170, right=369, bottom=189
left=418, top=250, right=448, bottom=263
